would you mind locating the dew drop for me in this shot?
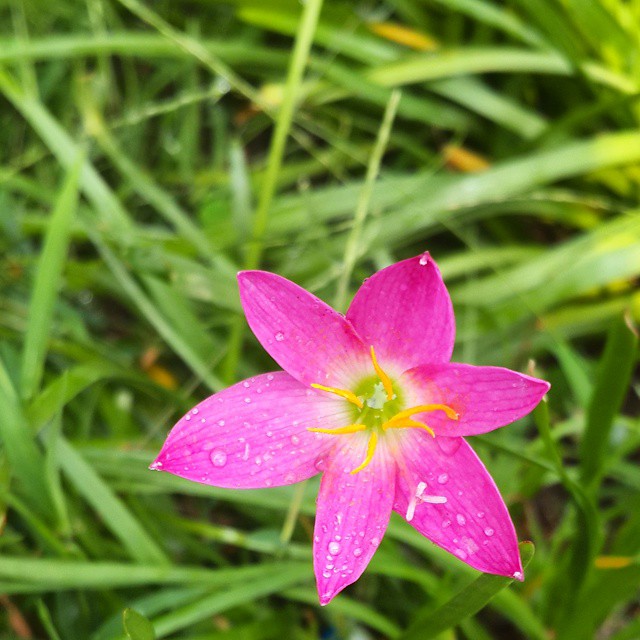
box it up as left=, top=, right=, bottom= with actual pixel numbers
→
left=149, top=461, right=163, bottom=470
left=328, top=541, right=341, bottom=555
left=353, top=548, right=362, bottom=557
left=322, top=570, right=331, bottom=579
left=437, top=473, right=449, bottom=484
left=290, top=435, right=300, bottom=445
left=513, top=571, right=523, bottom=580
left=438, top=437, right=462, bottom=455
left=370, top=537, right=380, bottom=547
left=456, top=514, right=466, bottom=526
left=192, top=408, right=199, bottom=415
left=419, top=252, right=430, bottom=266
left=484, top=528, right=495, bottom=537
left=454, top=548, right=468, bottom=560
left=210, top=449, right=227, bottom=467
left=244, top=397, right=251, bottom=404
left=242, top=381, right=250, bottom=388
left=267, top=374, right=274, bottom=381
left=275, top=332, right=285, bottom=342
left=477, top=511, right=485, bottom=519
left=218, top=420, right=225, bottom=426
left=442, top=518, right=452, bottom=528
left=185, top=414, right=191, bottom=421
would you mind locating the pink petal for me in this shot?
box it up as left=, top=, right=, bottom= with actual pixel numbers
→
left=151, top=372, right=351, bottom=489
left=346, top=252, right=455, bottom=373
left=401, top=363, right=550, bottom=436
left=238, top=271, right=369, bottom=389
left=393, top=431, right=522, bottom=578
left=313, top=435, right=395, bottom=605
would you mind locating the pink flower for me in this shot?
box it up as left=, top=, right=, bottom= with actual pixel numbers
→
left=151, top=253, right=549, bottom=605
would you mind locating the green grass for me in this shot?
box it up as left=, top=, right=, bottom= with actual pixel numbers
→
left=1, top=0, right=639, bottom=638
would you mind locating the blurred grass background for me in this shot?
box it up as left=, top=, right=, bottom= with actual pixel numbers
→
left=1, top=0, right=640, bottom=638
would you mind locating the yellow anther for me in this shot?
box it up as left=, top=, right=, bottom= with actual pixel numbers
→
left=307, top=424, right=367, bottom=435
left=370, top=345, right=394, bottom=400
left=388, top=403, right=459, bottom=423
left=311, top=383, right=363, bottom=409
left=350, top=431, right=379, bottom=474
left=383, top=418, right=435, bottom=438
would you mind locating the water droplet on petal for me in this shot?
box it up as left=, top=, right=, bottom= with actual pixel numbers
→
left=437, top=473, right=449, bottom=484
left=441, top=518, right=452, bottom=528
left=484, top=528, right=495, bottom=537
left=513, top=571, right=523, bottom=580
left=322, top=570, right=331, bottom=579
left=149, top=461, right=163, bottom=470
left=477, top=511, right=485, bottom=519
left=192, top=408, right=199, bottom=415
left=218, top=420, right=225, bottom=426
left=370, top=537, right=380, bottom=547
left=353, top=548, right=362, bottom=557
left=244, top=397, right=251, bottom=404
left=419, top=252, right=430, bottom=266
left=290, top=435, right=300, bottom=445
left=454, top=548, right=468, bottom=560
left=328, top=541, right=341, bottom=555
left=275, top=332, right=285, bottom=342
left=456, top=514, right=466, bottom=526
left=438, top=437, right=462, bottom=455
left=210, top=449, right=227, bottom=467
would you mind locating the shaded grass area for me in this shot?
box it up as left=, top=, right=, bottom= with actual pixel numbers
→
left=1, top=0, right=639, bottom=638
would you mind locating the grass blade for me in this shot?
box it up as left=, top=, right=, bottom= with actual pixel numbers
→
left=399, top=542, right=535, bottom=640
left=20, top=151, right=83, bottom=400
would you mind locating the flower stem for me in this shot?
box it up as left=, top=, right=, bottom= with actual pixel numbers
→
left=334, top=89, right=401, bottom=310
left=222, top=0, right=325, bottom=383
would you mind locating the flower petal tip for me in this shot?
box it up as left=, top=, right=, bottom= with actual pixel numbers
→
left=318, top=592, right=334, bottom=607
left=148, top=458, right=164, bottom=471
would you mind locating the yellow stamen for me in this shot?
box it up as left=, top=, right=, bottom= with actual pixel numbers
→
left=370, top=346, right=394, bottom=401
left=351, top=431, right=379, bottom=474
left=311, top=383, right=363, bottom=408
left=383, top=418, right=435, bottom=437
left=387, top=403, right=459, bottom=423
left=307, top=424, right=367, bottom=435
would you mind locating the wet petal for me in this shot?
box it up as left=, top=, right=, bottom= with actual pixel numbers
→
left=238, top=271, right=370, bottom=389
left=401, top=363, right=550, bottom=436
left=393, top=431, right=522, bottom=578
left=313, top=435, right=395, bottom=605
left=151, top=372, right=350, bottom=488
left=346, top=252, right=454, bottom=372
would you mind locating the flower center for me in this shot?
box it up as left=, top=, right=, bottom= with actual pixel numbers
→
left=308, top=346, right=458, bottom=474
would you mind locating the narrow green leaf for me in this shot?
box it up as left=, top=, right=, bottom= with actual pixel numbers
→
left=0, top=367, right=52, bottom=517
left=20, top=152, right=83, bottom=400
left=57, top=437, right=168, bottom=565
left=0, top=556, right=305, bottom=591
left=123, top=609, right=156, bottom=640
left=580, top=314, right=638, bottom=487
left=399, top=542, right=535, bottom=640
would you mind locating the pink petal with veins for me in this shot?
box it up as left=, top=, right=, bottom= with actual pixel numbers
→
left=402, top=363, right=550, bottom=436
left=238, top=271, right=370, bottom=389
left=151, top=372, right=350, bottom=488
left=393, top=431, right=522, bottom=578
left=314, top=435, right=395, bottom=605
left=346, top=253, right=455, bottom=373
